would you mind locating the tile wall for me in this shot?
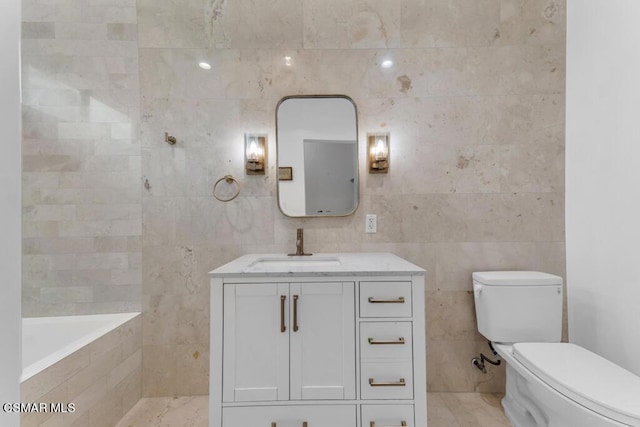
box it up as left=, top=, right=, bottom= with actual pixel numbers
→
left=22, top=0, right=566, bottom=396
left=21, top=0, right=142, bottom=316
left=138, top=0, right=566, bottom=396
left=21, top=315, right=141, bottom=427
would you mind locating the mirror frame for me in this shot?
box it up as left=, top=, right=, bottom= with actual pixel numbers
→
left=275, top=94, right=360, bottom=218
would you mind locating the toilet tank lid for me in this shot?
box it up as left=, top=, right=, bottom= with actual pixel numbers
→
left=472, top=271, right=563, bottom=286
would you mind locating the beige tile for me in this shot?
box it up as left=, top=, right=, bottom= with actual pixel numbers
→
left=438, top=392, right=511, bottom=426
left=22, top=0, right=142, bottom=316
left=115, top=396, right=208, bottom=427
left=189, top=196, right=276, bottom=247
left=427, top=392, right=460, bottom=426
left=499, top=143, right=565, bottom=192
left=115, top=367, right=142, bottom=417
left=401, top=0, right=502, bottom=48
left=397, top=144, right=501, bottom=194
left=142, top=345, right=177, bottom=397
left=436, top=241, right=566, bottom=292
left=21, top=382, right=69, bottom=427
left=22, top=22, right=56, bottom=40
left=54, top=23, right=108, bottom=40
left=207, top=0, right=303, bottom=49
left=498, top=0, right=566, bottom=46
left=143, top=294, right=208, bottom=346
left=107, top=24, right=138, bottom=41
left=466, top=192, right=565, bottom=242
left=23, top=155, right=83, bottom=173
left=141, top=198, right=192, bottom=247
left=427, top=339, right=506, bottom=392
left=88, top=392, right=123, bottom=427
left=139, top=97, right=241, bottom=148
left=400, top=194, right=471, bottom=243
left=141, top=246, right=213, bottom=297
left=22, top=346, right=90, bottom=402
left=427, top=290, right=478, bottom=341
left=68, top=376, right=109, bottom=420
left=137, top=0, right=211, bottom=49
left=303, top=0, right=402, bottom=49
left=66, top=346, right=122, bottom=399
left=175, top=345, right=210, bottom=396
left=107, top=349, right=142, bottom=390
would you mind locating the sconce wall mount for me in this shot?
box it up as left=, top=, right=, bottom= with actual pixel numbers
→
left=245, top=133, right=267, bottom=175
left=368, top=132, right=390, bottom=174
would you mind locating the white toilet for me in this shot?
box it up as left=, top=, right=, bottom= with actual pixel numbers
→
left=472, top=271, right=640, bottom=427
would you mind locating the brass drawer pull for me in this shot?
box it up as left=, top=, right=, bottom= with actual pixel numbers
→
left=369, top=377, right=406, bottom=387
left=368, top=296, right=405, bottom=304
left=370, top=422, right=407, bottom=427
left=368, top=337, right=405, bottom=345
left=280, top=295, right=286, bottom=333
left=272, top=424, right=308, bottom=427
left=293, top=295, right=299, bottom=332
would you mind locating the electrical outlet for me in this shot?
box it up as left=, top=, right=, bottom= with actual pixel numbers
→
left=365, top=214, right=377, bottom=233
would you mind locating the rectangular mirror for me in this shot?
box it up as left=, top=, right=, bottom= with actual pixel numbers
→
left=276, top=95, right=359, bottom=217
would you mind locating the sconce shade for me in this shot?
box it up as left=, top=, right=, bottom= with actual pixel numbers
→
left=368, top=133, right=389, bottom=173
left=245, top=134, right=267, bottom=175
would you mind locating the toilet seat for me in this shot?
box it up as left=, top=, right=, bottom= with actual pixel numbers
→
left=513, top=342, right=640, bottom=426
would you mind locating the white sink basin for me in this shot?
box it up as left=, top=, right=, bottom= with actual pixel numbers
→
left=245, top=256, right=342, bottom=271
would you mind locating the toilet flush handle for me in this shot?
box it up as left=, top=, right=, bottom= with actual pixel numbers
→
left=473, top=283, right=483, bottom=298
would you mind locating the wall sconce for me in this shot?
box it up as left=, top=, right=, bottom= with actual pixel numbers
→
left=245, top=133, right=267, bottom=175
left=368, top=133, right=390, bottom=174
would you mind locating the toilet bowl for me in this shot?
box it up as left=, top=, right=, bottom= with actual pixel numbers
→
left=473, top=271, right=640, bottom=427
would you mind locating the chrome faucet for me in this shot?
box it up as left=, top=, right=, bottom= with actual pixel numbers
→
left=289, top=228, right=312, bottom=256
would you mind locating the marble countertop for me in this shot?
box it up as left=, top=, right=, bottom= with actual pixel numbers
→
left=209, top=252, right=425, bottom=278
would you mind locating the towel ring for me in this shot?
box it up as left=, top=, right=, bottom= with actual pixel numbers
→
left=213, top=175, right=240, bottom=202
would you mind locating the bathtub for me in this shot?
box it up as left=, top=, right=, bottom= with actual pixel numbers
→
left=21, top=312, right=142, bottom=427
left=22, top=312, right=139, bottom=381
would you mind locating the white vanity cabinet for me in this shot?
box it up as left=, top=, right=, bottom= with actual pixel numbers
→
left=210, top=253, right=426, bottom=427
left=222, top=281, right=355, bottom=402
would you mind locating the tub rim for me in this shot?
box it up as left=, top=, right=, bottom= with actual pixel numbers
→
left=21, top=312, right=140, bottom=382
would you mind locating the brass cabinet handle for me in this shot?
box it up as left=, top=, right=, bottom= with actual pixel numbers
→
left=293, top=295, right=299, bottom=332
left=369, top=378, right=406, bottom=387
left=280, top=295, right=286, bottom=333
left=368, top=337, right=405, bottom=345
left=370, top=422, right=407, bottom=427
left=368, top=296, right=405, bottom=304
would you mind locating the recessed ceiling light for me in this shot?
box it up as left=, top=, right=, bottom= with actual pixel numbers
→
left=381, top=59, right=393, bottom=69
left=198, top=62, right=212, bottom=70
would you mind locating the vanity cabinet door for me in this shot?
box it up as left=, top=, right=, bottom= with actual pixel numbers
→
left=223, top=283, right=290, bottom=402
left=289, top=282, right=356, bottom=400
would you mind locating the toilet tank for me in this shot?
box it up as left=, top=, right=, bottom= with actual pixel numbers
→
left=472, top=271, right=563, bottom=343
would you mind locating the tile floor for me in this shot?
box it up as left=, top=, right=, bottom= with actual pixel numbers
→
left=115, top=393, right=511, bottom=426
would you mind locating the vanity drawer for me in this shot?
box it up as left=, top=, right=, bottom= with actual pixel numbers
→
left=223, top=405, right=356, bottom=427
left=361, top=361, right=414, bottom=400
left=361, top=405, right=415, bottom=427
left=360, top=282, right=412, bottom=318
left=360, top=322, right=413, bottom=360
